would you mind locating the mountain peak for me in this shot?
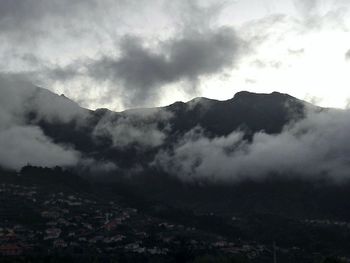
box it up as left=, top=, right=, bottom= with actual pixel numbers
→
left=233, top=91, right=258, bottom=98
left=233, top=91, right=290, bottom=99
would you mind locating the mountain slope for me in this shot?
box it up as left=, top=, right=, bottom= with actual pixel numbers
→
left=30, top=89, right=309, bottom=170
left=5, top=88, right=350, bottom=261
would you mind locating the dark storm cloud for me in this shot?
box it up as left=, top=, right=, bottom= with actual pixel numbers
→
left=89, top=27, right=244, bottom=107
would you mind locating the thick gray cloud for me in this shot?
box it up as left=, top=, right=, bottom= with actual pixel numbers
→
left=0, top=0, right=171, bottom=56
left=0, top=74, right=118, bottom=172
left=93, top=108, right=173, bottom=149
left=0, top=0, right=101, bottom=45
left=0, top=0, right=166, bottom=74
left=1, top=0, right=350, bottom=112
left=154, top=108, right=350, bottom=183
left=27, top=88, right=87, bottom=124
left=3, top=70, right=350, bottom=182
left=166, top=1, right=227, bottom=33
left=0, top=0, right=247, bottom=110
left=89, top=27, right=243, bottom=107
left=0, top=126, right=80, bottom=170
left=0, top=74, right=87, bottom=170
left=0, top=73, right=87, bottom=125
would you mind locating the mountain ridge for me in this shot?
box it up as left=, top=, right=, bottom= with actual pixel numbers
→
left=93, top=90, right=306, bottom=115
left=5, top=86, right=350, bottom=262
left=21, top=87, right=312, bottom=173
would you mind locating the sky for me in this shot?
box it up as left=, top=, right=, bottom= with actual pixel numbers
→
left=1, top=0, right=350, bottom=111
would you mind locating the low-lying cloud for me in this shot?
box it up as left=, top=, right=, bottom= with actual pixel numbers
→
left=0, top=126, right=80, bottom=170
left=93, top=108, right=173, bottom=149
left=0, top=73, right=86, bottom=124
left=0, top=74, right=88, bottom=170
left=154, top=108, right=350, bottom=182
left=3, top=72, right=350, bottom=183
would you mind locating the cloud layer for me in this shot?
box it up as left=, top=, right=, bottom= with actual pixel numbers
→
left=0, top=74, right=85, bottom=170
left=154, top=109, right=350, bottom=183
left=2, top=74, right=350, bottom=185
left=0, top=126, right=80, bottom=170
left=93, top=108, right=173, bottom=149
left=1, top=0, right=350, bottom=181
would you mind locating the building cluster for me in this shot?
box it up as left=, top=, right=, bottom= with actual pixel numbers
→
left=0, top=183, right=266, bottom=258
left=303, top=218, right=350, bottom=228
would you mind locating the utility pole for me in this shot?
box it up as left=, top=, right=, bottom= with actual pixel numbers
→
left=273, top=241, right=277, bottom=263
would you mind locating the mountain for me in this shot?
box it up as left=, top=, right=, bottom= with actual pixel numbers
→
left=26, top=88, right=347, bottom=219
left=165, top=91, right=305, bottom=136
left=23, top=89, right=322, bottom=211
left=3, top=88, right=350, bottom=261
left=28, top=89, right=308, bottom=170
